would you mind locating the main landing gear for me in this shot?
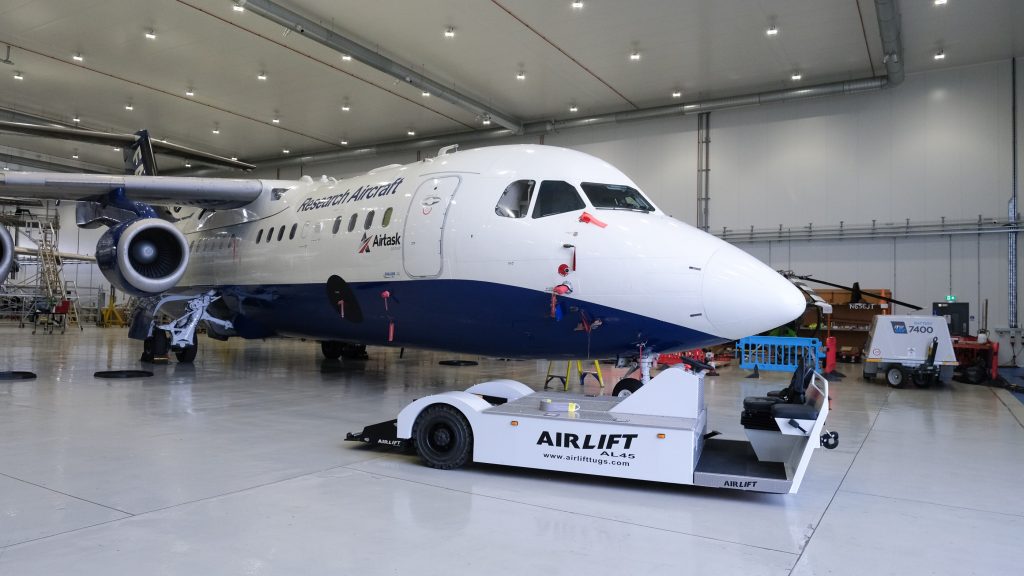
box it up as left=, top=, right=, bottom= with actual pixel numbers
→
left=612, top=346, right=715, bottom=396
left=320, top=341, right=369, bottom=360
left=141, top=291, right=232, bottom=364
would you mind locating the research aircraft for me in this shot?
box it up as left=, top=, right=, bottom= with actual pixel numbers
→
left=0, top=127, right=805, bottom=379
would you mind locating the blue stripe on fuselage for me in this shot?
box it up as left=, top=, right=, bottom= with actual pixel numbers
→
left=207, top=279, right=725, bottom=359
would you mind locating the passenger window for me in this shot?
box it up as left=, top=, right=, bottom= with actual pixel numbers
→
left=495, top=180, right=535, bottom=218
left=277, top=226, right=285, bottom=241
left=382, top=207, right=393, bottom=228
left=364, top=210, right=375, bottom=230
left=289, top=223, right=297, bottom=240
left=256, top=229, right=263, bottom=243
left=333, top=215, right=343, bottom=234
left=348, top=213, right=358, bottom=232
left=532, top=180, right=585, bottom=218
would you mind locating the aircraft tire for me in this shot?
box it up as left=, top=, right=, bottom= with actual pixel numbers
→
left=613, top=377, right=643, bottom=397
left=175, top=341, right=198, bottom=363
left=321, top=341, right=344, bottom=360
left=412, top=404, right=473, bottom=470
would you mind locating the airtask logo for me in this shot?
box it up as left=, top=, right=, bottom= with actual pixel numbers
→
left=358, top=232, right=401, bottom=254
left=891, top=321, right=908, bottom=334
left=297, top=177, right=404, bottom=212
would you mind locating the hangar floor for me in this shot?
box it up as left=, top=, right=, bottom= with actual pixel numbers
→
left=1, top=327, right=1022, bottom=575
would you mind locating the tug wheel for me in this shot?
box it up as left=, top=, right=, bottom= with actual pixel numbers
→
left=886, top=366, right=907, bottom=388
left=413, top=404, right=473, bottom=470
left=612, top=378, right=643, bottom=397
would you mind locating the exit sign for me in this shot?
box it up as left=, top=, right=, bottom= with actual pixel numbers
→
left=946, top=295, right=957, bottom=302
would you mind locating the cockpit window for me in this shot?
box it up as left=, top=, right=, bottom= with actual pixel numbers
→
left=532, top=180, right=585, bottom=218
left=581, top=182, right=654, bottom=212
left=494, top=180, right=535, bottom=218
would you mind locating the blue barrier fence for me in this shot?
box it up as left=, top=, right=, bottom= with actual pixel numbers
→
left=737, top=336, right=824, bottom=372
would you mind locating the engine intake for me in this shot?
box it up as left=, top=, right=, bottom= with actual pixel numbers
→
left=96, top=218, right=189, bottom=296
left=0, top=224, right=12, bottom=284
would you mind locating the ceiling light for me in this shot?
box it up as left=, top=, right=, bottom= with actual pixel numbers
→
left=934, top=0, right=947, bottom=5
left=231, top=157, right=238, bottom=161
left=72, top=154, right=79, bottom=159
left=444, top=27, right=456, bottom=38
left=481, top=116, right=491, bottom=125
left=766, top=25, right=779, bottom=37
left=421, top=91, right=430, bottom=97
left=72, top=116, right=80, bottom=123
left=257, top=72, right=267, bottom=80
left=113, top=147, right=121, bottom=152
left=272, top=117, right=280, bottom=124
left=934, top=50, right=946, bottom=60
left=185, top=88, right=195, bottom=96
left=232, top=3, right=245, bottom=12
left=340, top=139, right=348, bottom=145
left=407, top=130, right=416, bottom=136
left=341, top=104, right=350, bottom=112
left=282, top=149, right=290, bottom=154
left=569, top=104, right=578, bottom=113
left=12, top=72, right=23, bottom=80
left=341, top=54, right=352, bottom=61
left=791, top=72, right=802, bottom=81
left=516, top=71, right=526, bottom=80
left=630, top=51, right=641, bottom=61
left=671, top=90, right=682, bottom=98
left=184, top=162, right=192, bottom=168
left=125, top=104, right=133, bottom=111
left=572, top=1, right=584, bottom=8
left=212, top=128, right=220, bottom=134
left=72, top=53, right=84, bottom=62
left=145, top=30, right=157, bottom=40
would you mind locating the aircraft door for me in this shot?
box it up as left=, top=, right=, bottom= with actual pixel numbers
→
left=403, top=176, right=461, bottom=277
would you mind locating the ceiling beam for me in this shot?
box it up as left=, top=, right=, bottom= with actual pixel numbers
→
left=239, top=0, right=523, bottom=134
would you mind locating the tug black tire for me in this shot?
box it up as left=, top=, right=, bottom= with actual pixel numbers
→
left=613, top=377, right=643, bottom=397
left=413, top=404, right=473, bottom=470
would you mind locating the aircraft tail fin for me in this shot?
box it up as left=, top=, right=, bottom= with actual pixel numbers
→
left=123, top=130, right=159, bottom=176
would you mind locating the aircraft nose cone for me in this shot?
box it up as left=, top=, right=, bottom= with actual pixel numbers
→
left=702, top=245, right=806, bottom=340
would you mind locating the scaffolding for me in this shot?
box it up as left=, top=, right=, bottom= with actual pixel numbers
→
left=0, top=203, right=86, bottom=330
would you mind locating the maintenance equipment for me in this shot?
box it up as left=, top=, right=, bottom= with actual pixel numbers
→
left=862, top=315, right=957, bottom=387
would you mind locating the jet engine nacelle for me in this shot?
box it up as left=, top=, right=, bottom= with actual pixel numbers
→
left=0, top=224, right=13, bottom=284
left=96, top=218, right=189, bottom=296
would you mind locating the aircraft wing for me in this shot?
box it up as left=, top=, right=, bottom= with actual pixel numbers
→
left=0, top=172, right=297, bottom=209
left=14, top=246, right=96, bottom=262
left=0, top=121, right=255, bottom=171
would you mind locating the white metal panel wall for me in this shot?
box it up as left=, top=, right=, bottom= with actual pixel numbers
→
left=712, top=61, right=1012, bottom=231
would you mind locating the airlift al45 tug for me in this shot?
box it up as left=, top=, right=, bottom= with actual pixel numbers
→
left=348, top=358, right=838, bottom=494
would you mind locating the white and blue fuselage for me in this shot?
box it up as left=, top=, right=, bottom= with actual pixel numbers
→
left=170, top=145, right=804, bottom=358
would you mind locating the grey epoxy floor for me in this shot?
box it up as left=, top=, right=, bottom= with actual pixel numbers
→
left=1, top=327, right=1022, bottom=575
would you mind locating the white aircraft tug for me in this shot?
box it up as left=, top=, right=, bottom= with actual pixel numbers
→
left=348, top=358, right=838, bottom=494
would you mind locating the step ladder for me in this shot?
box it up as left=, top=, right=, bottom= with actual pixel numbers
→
left=544, top=360, right=605, bottom=391
left=63, top=280, right=84, bottom=331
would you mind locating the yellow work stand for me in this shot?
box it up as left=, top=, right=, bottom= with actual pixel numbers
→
left=544, top=360, right=604, bottom=391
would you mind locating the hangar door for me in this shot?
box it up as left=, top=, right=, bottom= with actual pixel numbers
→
left=403, top=176, right=460, bottom=277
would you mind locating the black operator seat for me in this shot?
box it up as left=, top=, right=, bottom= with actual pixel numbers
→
left=741, top=355, right=818, bottom=431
